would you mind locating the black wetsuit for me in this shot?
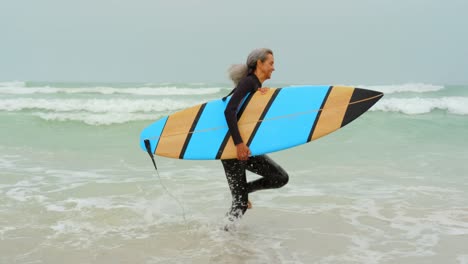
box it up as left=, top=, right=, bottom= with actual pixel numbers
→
left=222, top=74, right=289, bottom=220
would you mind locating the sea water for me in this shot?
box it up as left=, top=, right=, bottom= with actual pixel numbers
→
left=0, top=81, right=467, bottom=263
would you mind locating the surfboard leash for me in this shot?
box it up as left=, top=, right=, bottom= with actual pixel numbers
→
left=143, top=139, right=188, bottom=226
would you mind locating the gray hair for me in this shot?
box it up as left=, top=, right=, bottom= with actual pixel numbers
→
left=228, top=48, right=273, bottom=86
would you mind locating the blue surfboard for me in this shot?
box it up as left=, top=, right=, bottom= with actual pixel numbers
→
left=140, top=85, right=383, bottom=160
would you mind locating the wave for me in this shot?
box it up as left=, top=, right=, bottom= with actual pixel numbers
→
left=2, top=95, right=467, bottom=126
left=32, top=112, right=162, bottom=125
left=361, top=83, right=445, bottom=94
left=0, top=86, right=225, bottom=96
left=0, top=98, right=200, bottom=113
left=371, top=97, right=468, bottom=115
left=0, top=82, right=445, bottom=95
left=0, top=81, right=26, bottom=88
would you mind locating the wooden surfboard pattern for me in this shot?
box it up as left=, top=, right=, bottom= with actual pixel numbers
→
left=140, top=86, right=383, bottom=160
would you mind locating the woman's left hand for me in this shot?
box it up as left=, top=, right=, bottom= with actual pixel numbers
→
left=258, top=87, right=269, bottom=94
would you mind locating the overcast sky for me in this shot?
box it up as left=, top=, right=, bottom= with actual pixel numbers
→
left=1, top=0, right=467, bottom=85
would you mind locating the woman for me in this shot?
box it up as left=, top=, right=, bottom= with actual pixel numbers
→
left=222, top=48, right=289, bottom=224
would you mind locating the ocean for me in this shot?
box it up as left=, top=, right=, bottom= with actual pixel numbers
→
left=1, top=81, right=467, bottom=264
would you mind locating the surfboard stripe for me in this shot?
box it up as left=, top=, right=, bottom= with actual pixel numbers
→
left=249, top=86, right=330, bottom=155
left=153, top=116, right=168, bottom=154
left=246, top=88, right=282, bottom=146
left=307, top=86, right=332, bottom=142
left=218, top=89, right=278, bottom=160
left=215, top=93, right=255, bottom=159
left=179, top=103, right=206, bottom=159
left=182, top=99, right=231, bottom=160
left=156, top=104, right=203, bottom=158
left=310, top=86, right=354, bottom=140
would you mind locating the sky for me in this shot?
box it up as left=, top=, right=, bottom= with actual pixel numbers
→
left=1, top=0, right=467, bottom=85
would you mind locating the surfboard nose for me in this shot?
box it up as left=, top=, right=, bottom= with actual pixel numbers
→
left=340, top=88, right=384, bottom=127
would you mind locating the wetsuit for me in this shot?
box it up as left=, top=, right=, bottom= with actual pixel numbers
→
left=222, top=74, right=289, bottom=220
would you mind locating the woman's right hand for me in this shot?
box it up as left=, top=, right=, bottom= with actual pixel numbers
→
left=258, top=87, right=270, bottom=94
left=236, top=142, right=251, bottom=161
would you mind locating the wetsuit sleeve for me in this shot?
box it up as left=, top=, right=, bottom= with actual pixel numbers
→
left=224, top=77, right=256, bottom=145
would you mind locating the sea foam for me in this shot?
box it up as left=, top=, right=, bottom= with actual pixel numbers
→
left=0, top=98, right=199, bottom=113
left=361, top=83, right=444, bottom=94
left=0, top=85, right=224, bottom=96
left=371, top=97, right=468, bottom=115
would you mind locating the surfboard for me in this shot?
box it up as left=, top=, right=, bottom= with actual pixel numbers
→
left=139, top=85, right=383, bottom=160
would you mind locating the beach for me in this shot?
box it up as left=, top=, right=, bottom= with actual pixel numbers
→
left=1, top=81, right=467, bottom=263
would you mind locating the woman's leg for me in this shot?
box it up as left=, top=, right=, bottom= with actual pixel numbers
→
left=245, top=155, right=289, bottom=193
left=221, top=155, right=288, bottom=221
left=221, top=159, right=249, bottom=220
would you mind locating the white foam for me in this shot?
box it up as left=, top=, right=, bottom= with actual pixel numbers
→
left=60, top=197, right=125, bottom=211
left=371, top=97, right=468, bottom=115
left=46, top=204, right=68, bottom=212
left=361, top=83, right=445, bottom=94
left=458, top=255, right=468, bottom=264
left=0, top=81, right=25, bottom=88
left=0, top=156, right=18, bottom=169
left=0, top=82, right=445, bottom=95
left=0, top=86, right=224, bottom=95
left=33, top=112, right=162, bottom=125
left=427, top=209, right=468, bottom=235
left=0, top=98, right=199, bottom=113
left=5, top=186, right=42, bottom=202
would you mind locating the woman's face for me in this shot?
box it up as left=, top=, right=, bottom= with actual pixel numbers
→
left=257, top=54, right=275, bottom=80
